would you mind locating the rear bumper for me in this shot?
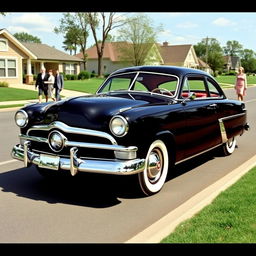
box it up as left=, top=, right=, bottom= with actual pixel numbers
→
left=11, top=143, right=145, bottom=176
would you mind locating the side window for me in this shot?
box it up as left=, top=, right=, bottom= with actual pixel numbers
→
left=181, top=76, right=208, bottom=99
left=206, top=78, right=222, bottom=98
left=133, top=79, right=148, bottom=92
left=159, top=80, right=177, bottom=94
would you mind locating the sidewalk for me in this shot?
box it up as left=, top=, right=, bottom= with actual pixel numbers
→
left=0, top=83, right=90, bottom=107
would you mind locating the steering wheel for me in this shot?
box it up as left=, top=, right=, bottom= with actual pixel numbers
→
left=151, top=88, right=173, bottom=96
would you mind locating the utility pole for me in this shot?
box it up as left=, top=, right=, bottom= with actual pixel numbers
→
left=205, top=36, right=209, bottom=64
left=204, top=36, right=214, bottom=64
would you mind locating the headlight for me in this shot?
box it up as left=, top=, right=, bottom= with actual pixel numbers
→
left=109, top=115, right=129, bottom=137
left=15, top=110, right=28, bottom=128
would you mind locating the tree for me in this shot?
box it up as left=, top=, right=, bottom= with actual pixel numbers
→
left=116, top=14, right=162, bottom=67
left=223, top=40, right=243, bottom=57
left=194, top=38, right=224, bottom=76
left=13, top=32, right=41, bottom=43
left=86, top=12, right=125, bottom=77
left=54, top=13, right=90, bottom=70
left=240, top=49, right=256, bottom=73
left=62, top=28, right=80, bottom=55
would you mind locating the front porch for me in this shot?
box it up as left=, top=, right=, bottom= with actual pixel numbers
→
left=22, top=60, right=62, bottom=84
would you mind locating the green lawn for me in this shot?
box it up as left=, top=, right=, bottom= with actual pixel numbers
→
left=64, top=78, right=104, bottom=94
left=215, top=75, right=256, bottom=87
left=161, top=166, right=256, bottom=243
left=0, top=87, right=37, bottom=102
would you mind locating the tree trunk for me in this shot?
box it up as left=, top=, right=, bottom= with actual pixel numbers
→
left=98, top=54, right=103, bottom=78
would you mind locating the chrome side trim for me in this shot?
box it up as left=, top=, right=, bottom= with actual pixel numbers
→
left=27, top=121, right=117, bottom=145
left=218, top=112, right=246, bottom=143
left=218, top=119, right=228, bottom=143
left=219, top=112, right=246, bottom=121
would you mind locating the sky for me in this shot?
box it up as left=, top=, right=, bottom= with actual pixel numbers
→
left=1, top=12, right=256, bottom=53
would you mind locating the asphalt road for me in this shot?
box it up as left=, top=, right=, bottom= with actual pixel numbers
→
left=0, top=87, right=255, bottom=243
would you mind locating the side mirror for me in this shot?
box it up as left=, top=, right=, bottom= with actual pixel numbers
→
left=188, top=92, right=196, bottom=100
left=181, top=92, right=196, bottom=105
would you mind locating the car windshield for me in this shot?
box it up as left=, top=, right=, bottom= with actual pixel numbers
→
left=97, top=72, right=179, bottom=97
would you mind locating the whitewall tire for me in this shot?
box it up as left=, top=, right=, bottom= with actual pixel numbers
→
left=138, top=139, right=169, bottom=196
left=222, top=137, right=236, bottom=156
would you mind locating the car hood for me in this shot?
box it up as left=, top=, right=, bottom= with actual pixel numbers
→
left=53, top=95, right=150, bottom=130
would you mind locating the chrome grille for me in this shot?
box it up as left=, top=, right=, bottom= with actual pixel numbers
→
left=20, top=121, right=137, bottom=160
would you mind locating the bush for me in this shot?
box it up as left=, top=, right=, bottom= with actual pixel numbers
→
left=65, top=74, right=78, bottom=80
left=0, top=81, right=9, bottom=87
left=91, top=70, right=96, bottom=78
left=71, top=74, right=78, bottom=80
left=78, top=71, right=91, bottom=80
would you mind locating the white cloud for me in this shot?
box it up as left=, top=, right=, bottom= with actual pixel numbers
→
left=212, top=17, right=236, bottom=27
left=176, top=22, right=198, bottom=29
left=159, top=29, right=172, bottom=37
left=10, top=13, right=53, bottom=32
left=7, top=26, right=30, bottom=34
left=166, top=13, right=187, bottom=18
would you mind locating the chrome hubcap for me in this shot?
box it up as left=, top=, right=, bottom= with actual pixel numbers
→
left=147, top=148, right=163, bottom=183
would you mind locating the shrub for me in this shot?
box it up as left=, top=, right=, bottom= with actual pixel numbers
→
left=0, top=81, right=9, bottom=87
left=91, top=70, right=96, bottom=78
left=66, top=74, right=71, bottom=80
left=78, top=71, right=91, bottom=80
left=71, top=74, right=78, bottom=80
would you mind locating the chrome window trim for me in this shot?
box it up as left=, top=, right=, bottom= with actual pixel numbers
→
left=97, top=71, right=180, bottom=99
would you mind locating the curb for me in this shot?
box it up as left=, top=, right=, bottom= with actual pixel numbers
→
left=126, top=154, right=256, bottom=243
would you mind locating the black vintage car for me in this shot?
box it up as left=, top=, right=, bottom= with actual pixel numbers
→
left=11, top=66, right=249, bottom=196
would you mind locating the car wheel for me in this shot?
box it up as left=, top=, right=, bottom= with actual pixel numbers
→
left=138, top=139, right=169, bottom=196
left=222, top=137, right=237, bottom=156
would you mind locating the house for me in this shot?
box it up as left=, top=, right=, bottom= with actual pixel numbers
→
left=76, top=41, right=163, bottom=75
left=0, top=28, right=83, bottom=85
left=159, top=41, right=199, bottom=69
left=223, top=55, right=241, bottom=73
left=78, top=41, right=203, bottom=75
left=197, top=57, right=212, bottom=74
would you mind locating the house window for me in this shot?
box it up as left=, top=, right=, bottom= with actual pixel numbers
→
left=0, top=39, right=8, bottom=51
left=8, top=59, right=16, bottom=77
left=0, top=58, right=17, bottom=78
left=65, top=63, right=75, bottom=75
left=0, top=59, right=6, bottom=76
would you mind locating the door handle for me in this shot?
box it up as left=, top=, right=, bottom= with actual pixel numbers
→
left=207, top=103, right=217, bottom=109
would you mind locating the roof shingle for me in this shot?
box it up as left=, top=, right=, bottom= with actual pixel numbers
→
left=21, top=42, right=83, bottom=62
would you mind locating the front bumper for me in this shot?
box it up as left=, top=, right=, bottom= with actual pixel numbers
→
left=11, top=143, right=145, bottom=176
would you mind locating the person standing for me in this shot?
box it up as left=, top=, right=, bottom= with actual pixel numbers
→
left=54, top=69, right=64, bottom=101
left=44, top=69, right=55, bottom=102
left=35, top=67, right=49, bottom=103
left=235, top=67, right=247, bottom=101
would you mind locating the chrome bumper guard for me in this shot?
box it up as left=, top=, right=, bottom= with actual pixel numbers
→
left=11, top=142, right=145, bottom=176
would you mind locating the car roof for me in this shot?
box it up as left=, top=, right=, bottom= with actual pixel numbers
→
left=110, top=65, right=210, bottom=78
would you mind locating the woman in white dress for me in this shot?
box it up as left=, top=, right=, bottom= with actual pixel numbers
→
left=45, top=69, right=55, bottom=101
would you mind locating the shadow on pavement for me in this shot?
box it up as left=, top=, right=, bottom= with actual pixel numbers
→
left=0, top=148, right=221, bottom=208
left=0, top=166, right=126, bottom=208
